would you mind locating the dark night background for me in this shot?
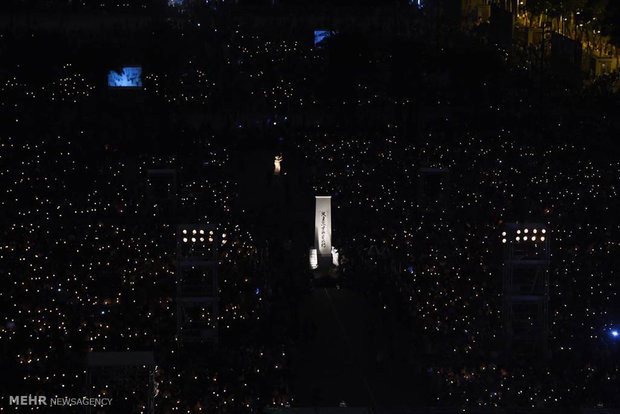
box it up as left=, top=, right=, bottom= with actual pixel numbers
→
left=0, top=0, right=619, bottom=413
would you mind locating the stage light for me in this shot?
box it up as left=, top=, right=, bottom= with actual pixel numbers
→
left=540, top=236, right=545, bottom=241
left=502, top=238, right=507, bottom=244
left=523, top=236, right=528, bottom=241
left=517, top=230, right=521, bottom=234
left=501, top=231, right=506, bottom=237
left=208, top=237, right=214, bottom=242
left=524, top=228, right=529, bottom=234
left=611, top=330, right=619, bottom=338
left=191, top=237, right=196, bottom=242
left=182, top=238, right=188, bottom=243
left=531, top=236, right=536, bottom=241
left=182, top=229, right=188, bottom=235
left=199, top=229, right=205, bottom=235
left=542, top=229, right=546, bottom=234
left=222, top=233, right=227, bottom=238
left=533, top=229, right=538, bottom=234
left=209, top=230, right=214, bottom=235
left=192, top=229, right=197, bottom=235
left=516, top=236, right=520, bottom=241
left=222, top=239, right=227, bottom=245
left=199, top=237, right=204, bottom=242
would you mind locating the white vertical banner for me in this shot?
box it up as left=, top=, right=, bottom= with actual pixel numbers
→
left=315, top=196, right=332, bottom=257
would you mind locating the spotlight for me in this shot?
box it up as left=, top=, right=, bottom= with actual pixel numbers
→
left=524, top=228, right=529, bottom=234
left=517, top=230, right=521, bottom=234
left=533, top=229, right=538, bottom=234
left=182, top=238, right=188, bottom=243
left=209, top=230, right=214, bottom=235
left=192, top=229, right=197, bottom=235
left=531, top=236, right=536, bottom=241
left=182, top=229, right=188, bottom=235
left=523, top=236, right=528, bottom=241
left=199, top=237, right=204, bottom=242
left=208, top=237, right=214, bottom=242
left=612, top=330, right=619, bottom=338
left=502, top=238, right=507, bottom=244
left=222, top=239, right=227, bottom=245
left=516, top=236, right=520, bottom=241
left=199, top=229, right=205, bottom=235
left=501, top=232, right=506, bottom=237
left=222, top=233, right=227, bottom=238
left=542, top=229, right=546, bottom=234
left=540, top=236, right=545, bottom=241
left=191, top=237, right=196, bottom=242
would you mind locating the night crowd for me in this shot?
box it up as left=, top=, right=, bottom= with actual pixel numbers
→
left=0, top=1, right=619, bottom=412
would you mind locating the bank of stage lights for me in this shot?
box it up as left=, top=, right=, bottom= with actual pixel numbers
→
left=181, top=228, right=227, bottom=245
left=501, top=228, right=547, bottom=244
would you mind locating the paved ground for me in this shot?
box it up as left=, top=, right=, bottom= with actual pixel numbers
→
left=233, top=149, right=428, bottom=408
left=291, top=287, right=427, bottom=408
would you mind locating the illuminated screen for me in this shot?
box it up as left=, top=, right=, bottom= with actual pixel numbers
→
left=107, top=67, right=143, bottom=88
left=314, top=30, right=336, bottom=47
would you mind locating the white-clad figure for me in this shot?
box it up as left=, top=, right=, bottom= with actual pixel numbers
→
left=274, top=155, right=283, bottom=175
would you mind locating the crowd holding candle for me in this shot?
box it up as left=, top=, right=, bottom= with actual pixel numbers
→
left=1, top=1, right=619, bottom=412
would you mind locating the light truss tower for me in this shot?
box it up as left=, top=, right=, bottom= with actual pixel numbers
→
left=501, top=223, right=550, bottom=360
left=176, top=224, right=220, bottom=347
